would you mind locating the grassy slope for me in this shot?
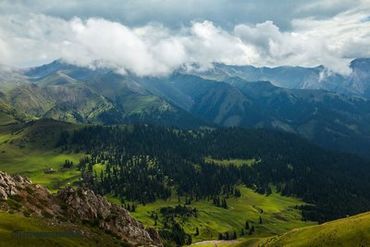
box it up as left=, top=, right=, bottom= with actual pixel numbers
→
left=191, top=212, right=370, bottom=247
left=0, top=212, right=121, bottom=247
left=259, top=211, right=370, bottom=247
left=0, top=119, right=83, bottom=191
left=130, top=186, right=315, bottom=243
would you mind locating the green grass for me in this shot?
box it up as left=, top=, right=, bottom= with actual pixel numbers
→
left=0, top=146, right=82, bottom=192
left=0, top=120, right=83, bottom=191
left=93, top=163, right=105, bottom=175
left=106, top=194, right=122, bottom=205
left=259, top=211, right=370, bottom=247
left=0, top=212, right=121, bottom=247
left=205, top=157, right=260, bottom=167
left=130, top=186, right=315, bottom=243
left=189, top=238, right=268, bottom=247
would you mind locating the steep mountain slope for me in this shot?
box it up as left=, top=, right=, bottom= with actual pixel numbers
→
left=160, top=74, right=257, bottom=126
left=24, top=61, right=204, bottom=127
left=0, top=61, right=204, bottom=127
left=346, top=58, right=370, bottom=98
left=260, top=211, right=370, bottom=247
left=143, top=74, right=370, bottom=157
left=227, top=78, right=370, bottom=157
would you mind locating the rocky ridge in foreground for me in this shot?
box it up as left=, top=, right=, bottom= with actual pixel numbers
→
left=0, top=171, right=162, bottom=246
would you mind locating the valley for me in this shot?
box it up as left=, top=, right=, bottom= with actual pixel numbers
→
left=1, top=115, right=370, bottom=246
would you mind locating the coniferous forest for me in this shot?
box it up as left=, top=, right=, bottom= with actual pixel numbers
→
left=58, top=125, right=370, bottom=225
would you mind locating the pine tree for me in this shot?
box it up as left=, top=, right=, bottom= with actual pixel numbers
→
left=245, top=220, right=249, bottom=229
left=222, top=198, right=228, bottom=209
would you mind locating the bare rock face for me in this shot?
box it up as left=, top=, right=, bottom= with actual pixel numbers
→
left=58, top=187, right=162, bottom=246
left=0, top=186, right=7, bottom=200
left=0, top=171, right=162, bottom=246
left=0, top=171, right=29, bottom=200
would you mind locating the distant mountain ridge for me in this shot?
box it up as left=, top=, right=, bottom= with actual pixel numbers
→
left=192, top=58, right=370, bottom=98
left=1, top=59, right=370, bottom=157
left=0, top=61, right=205, bottom=128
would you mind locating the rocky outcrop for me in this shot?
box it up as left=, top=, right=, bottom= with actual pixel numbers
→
left=0, top=171, right=162, bottom=246
left=0, top=172, right=32, bottom=200
left=58, top=187, right=162, bottom=246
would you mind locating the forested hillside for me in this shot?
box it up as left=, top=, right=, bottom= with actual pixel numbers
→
left=58, top=125, right=370, bottom=223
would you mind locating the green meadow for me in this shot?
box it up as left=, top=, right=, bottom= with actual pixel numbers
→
left=130, top=186, right=315, bottom=243
left=0, top=119, right=83, bottom=191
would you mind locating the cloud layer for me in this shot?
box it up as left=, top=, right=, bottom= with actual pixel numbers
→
left=1, top=0, right=365, bottom=31
left=0, top=1, right=369, bottom=76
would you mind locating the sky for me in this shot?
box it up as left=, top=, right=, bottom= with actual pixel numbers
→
left=0, top=0, right=369, bottom=76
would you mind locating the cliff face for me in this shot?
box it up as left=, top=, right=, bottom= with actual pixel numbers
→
left=0, top=171, right=162, bottom=246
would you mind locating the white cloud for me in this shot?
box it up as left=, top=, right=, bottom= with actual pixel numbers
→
left=234, top=8, right=370, bottom=74
left=0, top=14, right=259, bottom=76
left=0, top=4, right=369, bottom=76
left=62, top=18, right=258, bottom=75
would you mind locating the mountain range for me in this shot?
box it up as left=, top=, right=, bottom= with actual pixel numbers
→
left=194, top=58, right=370, bottom=98
left=1, top=58, right=370, bottom=158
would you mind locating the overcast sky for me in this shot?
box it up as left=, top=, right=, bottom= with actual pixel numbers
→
left=0, top=0, right=369, bottom=75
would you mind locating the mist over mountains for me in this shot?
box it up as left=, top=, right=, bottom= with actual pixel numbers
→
left=1, top=58, right=370, bottom=158
left=193, top=58, right=370, bottom=98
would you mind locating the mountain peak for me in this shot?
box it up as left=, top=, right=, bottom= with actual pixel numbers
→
left=350, top=57, right=370, bottom=69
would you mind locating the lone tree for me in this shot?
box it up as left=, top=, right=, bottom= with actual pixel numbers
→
left=245, top=220, right=250, bottom=229
left=221, top=198, right=228, bottom=209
